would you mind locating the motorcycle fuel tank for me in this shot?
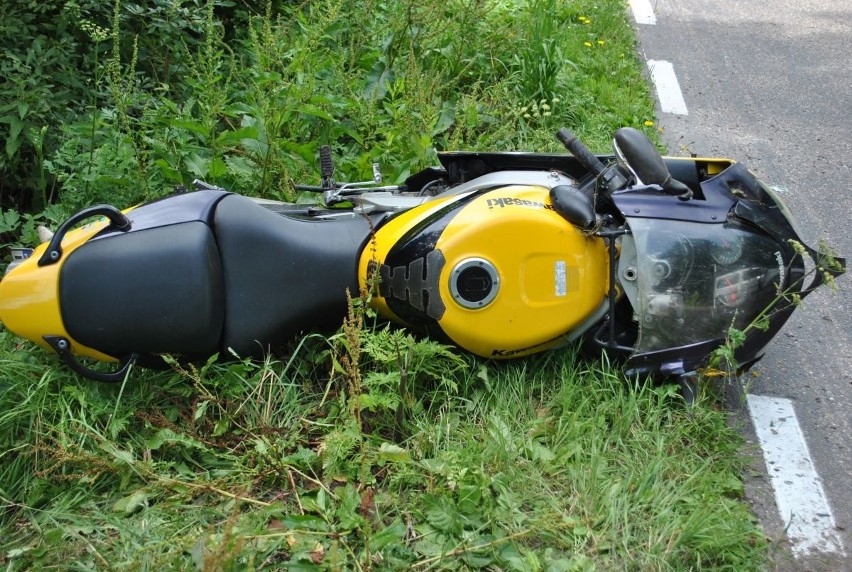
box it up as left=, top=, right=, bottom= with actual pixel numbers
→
left=360, top=184, right=609, bottom=358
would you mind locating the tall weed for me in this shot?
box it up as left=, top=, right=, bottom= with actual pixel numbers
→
left=6, top=0, right=658, bottom=222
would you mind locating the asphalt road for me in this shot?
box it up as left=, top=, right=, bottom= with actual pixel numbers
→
left=632, top=1, right=852, bottom=570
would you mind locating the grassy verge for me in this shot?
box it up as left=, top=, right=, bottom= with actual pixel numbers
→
left=1, top=320, right=764, bottom=570
left=1, top=0, right=768, bottom=570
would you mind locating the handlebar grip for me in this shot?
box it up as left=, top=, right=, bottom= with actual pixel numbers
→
left=320, top=145, right=334, bottom=187
left=556, top=128, right=606, bottom=176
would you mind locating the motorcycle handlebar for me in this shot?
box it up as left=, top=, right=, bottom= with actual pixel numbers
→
left=556, top=128, right=606, bottom=176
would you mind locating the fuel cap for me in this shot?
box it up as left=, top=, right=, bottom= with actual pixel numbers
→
left=449, top=258, right=499, bottom=309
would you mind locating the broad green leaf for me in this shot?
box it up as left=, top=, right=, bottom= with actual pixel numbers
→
left=193, top=399, right=210, bottom=421
left=431, top=100, right=456, bottom=136
left=184, top=153, right=209, bottom=178
left=424, top=496, right=460, bottom=534
left=379, top=442, right=411, bottom=463
left=6, top=117, right=24, bottom=157
left=282, top=140, right=318, bottom=165
left=335, top=484, right=364, bottom=530
left=9, top=116, right=24, bottom=144
left=526, top=441, right=556, bottom=463
left=112, top=489, right=149, bottom=515
left=274, top=514, right=329, bottom=531
left=168, top=118, right=210, bottom=138
left=361, top=520, right=401, bottom=552
left=7, top=547, right=34, bottom=560
left=419, top=458, right=447, bottom=474
left=282, top=446, right=318, bottom=470
left=99, top=441, right=135, bottom=465
left=154, top=158, right=182, bottom=183
left=364, top=60, right=394, bottom=101
left=208, top=156, right=228, bottom=179
left=0, top=209, right=21, bottom=233
left=215, top=125, right=259, bottom=147
left=213, top=418, right=230, bottom=437
left=253, top=437, right=269, bottom=455
left=145, top=428, right=206, bottom=451
left=241, top=137, right=269, bottom=157
left=296, top=104, right=333, bottom=121
left=225, top=155, right=257, bottom=178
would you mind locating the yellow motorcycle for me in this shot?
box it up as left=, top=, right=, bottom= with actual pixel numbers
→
left=0, top=128, right=843, bottom=383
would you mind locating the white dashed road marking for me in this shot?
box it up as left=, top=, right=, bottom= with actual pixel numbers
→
left=629, top=0, right=657, bottom=25
left=747, top=394, right=846, bottom=557
left=646, top=60, right=689, bottom=115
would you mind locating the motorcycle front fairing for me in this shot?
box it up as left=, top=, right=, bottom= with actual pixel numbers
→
left=611, top=161, right=845, bottom=378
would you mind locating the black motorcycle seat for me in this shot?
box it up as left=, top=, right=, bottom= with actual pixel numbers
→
left=60, top=220, right=226, bottom=357
left=59, top=191, right=375, bottom=360
left=213, top=194, right=374, bottom=357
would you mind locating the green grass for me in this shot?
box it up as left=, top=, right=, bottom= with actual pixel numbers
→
left=0, top=0, right=768, bottom=570
left=0, top=323, right=766, bottom=570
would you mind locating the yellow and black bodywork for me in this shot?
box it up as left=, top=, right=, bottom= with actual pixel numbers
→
left=0, top=180, right=610, bottom=379
left=360, top=185, right=609, bottom=358
left=0, top=213, right=119, bottom=363
left=3, top=132, right=842, bottom=383
left=0, top=190, right=377, bottom=380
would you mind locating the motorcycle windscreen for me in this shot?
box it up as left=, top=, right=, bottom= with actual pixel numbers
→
left=624, top=218, right=785, bottom=355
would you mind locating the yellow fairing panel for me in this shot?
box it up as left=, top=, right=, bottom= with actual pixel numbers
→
left=435, top=186, right=607, bottom=357
left=362, top=185, right=609, bottom=358
left=358, top=192, right=472, bottom=321
left=0, top=220, right=117, bottom=361
left=663, top=156, right=734, bottom=176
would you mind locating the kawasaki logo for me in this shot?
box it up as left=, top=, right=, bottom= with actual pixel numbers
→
left=486, top=197, right=555, bottom=210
